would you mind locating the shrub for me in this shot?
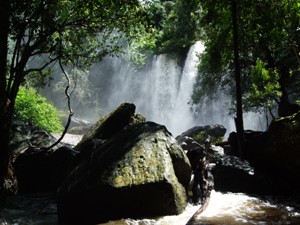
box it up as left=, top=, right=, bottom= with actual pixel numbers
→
left=14, top=86, right=63, bottom=133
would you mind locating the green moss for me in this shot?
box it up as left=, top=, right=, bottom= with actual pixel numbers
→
left=76, top=102, right=136, bottom=150
left=193, top=131, right=207, bottom=143
left=193, top=130, right=224, bottom=145
left=101, top=140, right=168, bottom=188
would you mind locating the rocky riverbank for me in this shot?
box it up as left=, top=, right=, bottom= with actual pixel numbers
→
left=52, top=133, right=83, bottom=146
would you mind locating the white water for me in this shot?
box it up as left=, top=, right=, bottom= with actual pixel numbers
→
left=100, top=191, right=300, bottom=225
left=91, top=41, right=266, bottom=137
left=1, top=191, right=299, bottom=225
left=93, top=41, right=204, bottom=136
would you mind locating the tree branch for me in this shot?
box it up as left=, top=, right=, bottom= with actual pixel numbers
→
left=23, top=56, right=59, bottom=76
left=45, top=42, right=74, bottom=151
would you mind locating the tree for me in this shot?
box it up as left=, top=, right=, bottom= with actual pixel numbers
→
left=155, top=0, right=202, bottom=56
left=0, top=0, right=12, bottom=194
left=239, top=0, right=300, bottom=116
left=192, top=0, right=300, bottom=118
left=231, top=0, right=245, bottom=158
left=0, top=0, right=145, bottom=193
left=139, top=0, right=202, bottom=59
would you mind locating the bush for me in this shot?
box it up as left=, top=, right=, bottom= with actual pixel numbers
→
left=14, top=86, right=63, bottom=133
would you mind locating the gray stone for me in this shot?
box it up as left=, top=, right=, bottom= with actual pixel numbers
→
left=58, top=114, right=191, bottom=224
left=9, top=121, right=77, bottom=193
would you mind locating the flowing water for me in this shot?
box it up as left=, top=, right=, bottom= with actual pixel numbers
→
left=1, top=42, right=296, bottom=224
left=90, top=41, right=266, bottom=137
left=2, top=191, right=299, bottom=224
left=91, top=41, right=205, bottom=136
left=98, top=191, right=300, bottom=225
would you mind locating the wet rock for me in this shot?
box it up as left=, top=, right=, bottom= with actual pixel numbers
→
left=14, top=146, right=77, bottom=193
left=210, top=149, right=297, bottom=196
left=10, top=121, right=78, bottom=193
left=228, top=112, right=300, bottom=192
left=61, top=116, right=92, bottom=135
left=265, top=111, right=300, bottom=179
left=57, top=119, right=191, bottom=224
left=228, top=130, right=267, bottom=158
left=9, top=121, right=63, bottom=155
left=176, top=124, right=226, bottom=144
left=74, top=102, right=140, bottom=151
left=176, top=134, right=215, bottom=206
left=211, top=154, right=258, bottom=194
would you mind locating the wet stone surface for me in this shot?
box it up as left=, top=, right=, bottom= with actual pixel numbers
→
left=0, top=193, right=58, bottom=225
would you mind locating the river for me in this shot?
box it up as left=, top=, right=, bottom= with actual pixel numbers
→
left=1, top=190, right=300, bottom=225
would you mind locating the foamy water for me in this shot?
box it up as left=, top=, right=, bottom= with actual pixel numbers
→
left=1, top=191, right=299, bottom=224
left=99, top=191, right=300, bottom=225
left=99, top=203, right=199, bottom=225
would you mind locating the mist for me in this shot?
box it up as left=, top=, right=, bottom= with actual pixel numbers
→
left=43, top=41, right=267, bottom=137
left=88, top=41, right=266, bottom=136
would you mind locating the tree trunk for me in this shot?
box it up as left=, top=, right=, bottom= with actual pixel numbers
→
left=0, top=0, right=16, bottom=195
left=231, top=0, right=245, bottom=159
left=0, top=0, right=9, bottom=102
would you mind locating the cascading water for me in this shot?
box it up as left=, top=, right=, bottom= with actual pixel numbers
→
left=90, top=41, right=266, bottom=137
left=90, top=41, right=204, bottom=136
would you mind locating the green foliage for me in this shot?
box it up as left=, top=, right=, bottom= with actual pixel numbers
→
left=245, top=60, right=280, bottom=112
left=0, top=0, right=150, bottom=192
left=137, top=0, right=202, bottom=57
left=193, top=131, right=207, bottom=143
left=155, top=0, right=202, bottom=54
left=192, top=0, right=300, bottom=114
left=193, top=131, right=224, bottom=145
left=6, top=0, right=146, bottom=96
left=14, top=86, right=63, bottom=133
left=128, top=24, right=158, bottom=67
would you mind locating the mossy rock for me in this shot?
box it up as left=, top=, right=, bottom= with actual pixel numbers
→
left=75, top=102, right=137, bottom=151
left=58, top=122, right=191, bottom=224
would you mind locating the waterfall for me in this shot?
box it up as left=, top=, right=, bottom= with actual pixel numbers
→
left=89, top=41, right=266, bottom=136
left=90, top=42, right=204, bottom=136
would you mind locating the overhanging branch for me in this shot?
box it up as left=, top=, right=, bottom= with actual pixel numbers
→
left=45, top=48, right=74, bottom=150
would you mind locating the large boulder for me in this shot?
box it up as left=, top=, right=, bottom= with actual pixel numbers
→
left=208, top=146, right=275, bottom=195
left=228, top=112, right=300, bottom=193
left=74, top=102, right=141, bottom=151
left=265, top=111, right=300, bottom=179
left=14, top=145, right=77, bottom=193
left=10, top=121, right=77, bottom=193
left=212, top=153, right=258, bottom=194
left=57, top=106, right=191, bottom=224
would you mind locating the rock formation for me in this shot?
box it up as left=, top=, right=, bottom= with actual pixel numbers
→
left=10, top=121, right=76, bottom=193
left=57, top=103, right=191, bottom=224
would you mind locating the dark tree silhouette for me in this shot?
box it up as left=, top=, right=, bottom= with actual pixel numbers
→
left=231, top=0, right=245, bottom=158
